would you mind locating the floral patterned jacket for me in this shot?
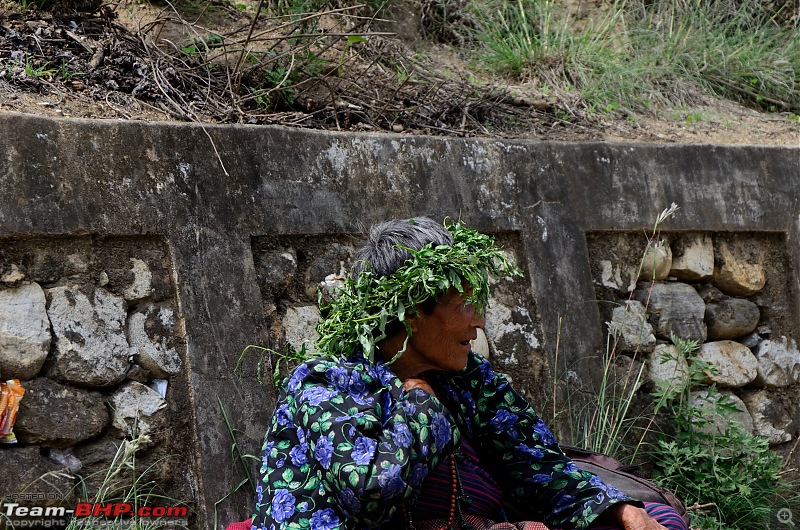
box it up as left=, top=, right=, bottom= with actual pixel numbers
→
left=251, top=351, right=634, bottom=530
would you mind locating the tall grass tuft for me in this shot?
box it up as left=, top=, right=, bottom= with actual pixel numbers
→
left=467, top=0, right=800, bottom=114
left=66, top=432, right=191, bottom=530
left=553, top=204, right=679, bottom=462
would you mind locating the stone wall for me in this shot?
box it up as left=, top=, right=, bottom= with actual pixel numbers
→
left=0, top=113, right=798, bottom=528
left=589, top=231, right=799, bottom=458
left=0, top=237, right=196, bottom=520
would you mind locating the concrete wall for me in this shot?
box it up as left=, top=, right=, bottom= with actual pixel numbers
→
left=0, top=112, right=798, bottom=528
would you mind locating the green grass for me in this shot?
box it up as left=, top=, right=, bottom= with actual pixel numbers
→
left=23, top=58, right=56, bottom=79
left=465, top=0, right=800, bottom=115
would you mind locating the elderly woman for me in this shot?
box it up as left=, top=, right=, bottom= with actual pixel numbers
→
left=249, top=218, right=687, bottom=530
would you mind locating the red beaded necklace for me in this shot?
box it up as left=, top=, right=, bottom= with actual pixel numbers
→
left=403, top=451, right=473, bottom=530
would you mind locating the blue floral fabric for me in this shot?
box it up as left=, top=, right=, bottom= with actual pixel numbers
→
left=251, top=351, right=635, bottom=530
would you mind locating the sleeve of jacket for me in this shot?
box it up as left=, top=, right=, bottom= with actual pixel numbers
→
left=254, top=358, right=461, bottom=529
left=443, top=352, right=639, bottom=530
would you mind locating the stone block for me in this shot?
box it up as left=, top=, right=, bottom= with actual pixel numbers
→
left=1, top=263, right=26, bottom=284
left=638, top=240, right=672, bottom=281
left=647, top=344, right=689, bottom=390
left=303, top=243, right=356, bottom=300
left=713, top=240, right=766, bottom=296
left=258, top=248, right=297, bottom=297
left=15, top=378, right=108, bottom=447
left=45, top=285, right=132, bottom=387
left=123, top=258, right=154, bottom=302
left=600, top=259, right=638, bottom=295
left=471, top=328, right=490, bottom=358
left=705, top=297, right=760, bottom=340
left=608, top=300, right=656, bottom=354
left=696, top=340, right=758, bottom=388
left=108, top=381, right=167, bottom=438
left=689, top=390, right=754, bottom=435
left=634, top=282, right=706, bottom=343
left=669, top=233, right=713, bottom=281
left=282, top=305, right=320, bottom=355
left=484, top=301, right=540, bottom=367
left=0, top=283, right=51, bottom=380
left=752, top=337, right=800, bottom=387
left=317, top=274, right=346, bottom=307
left=741, top=390, right=792, bottom=445
left=128, top=303, right=182, bottom=379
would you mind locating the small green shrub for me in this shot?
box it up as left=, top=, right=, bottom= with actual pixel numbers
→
left=650, top=335, right=800, bottom=530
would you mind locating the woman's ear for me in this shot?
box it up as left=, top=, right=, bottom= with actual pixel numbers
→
left=405, top=313, right=421, bottom=334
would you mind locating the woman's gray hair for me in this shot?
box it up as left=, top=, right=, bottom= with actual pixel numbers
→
left=351, top=217, right=453, bottom=279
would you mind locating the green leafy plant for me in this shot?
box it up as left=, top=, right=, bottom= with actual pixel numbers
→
left=236, top=342, right=309, bottom=388
left=337, top=35, right=366, bottom=77
left=181, top=33, right=223, bottom=56
left=59, top=61, right=84, bottom=81
left=23, top=58, right=56, bottom=79
left=649, top=334, right=799, bottom=530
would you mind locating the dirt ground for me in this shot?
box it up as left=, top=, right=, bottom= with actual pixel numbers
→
left=1, top=0, right=798, bottom=145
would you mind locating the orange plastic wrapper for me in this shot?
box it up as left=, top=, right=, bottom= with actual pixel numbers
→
left=0, top=379, right=25, bottom=443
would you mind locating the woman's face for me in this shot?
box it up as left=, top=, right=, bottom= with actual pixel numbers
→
left=405, top=288, right=486, bottom=373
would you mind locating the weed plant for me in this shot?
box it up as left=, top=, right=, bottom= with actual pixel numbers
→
left=466, top=0, right=800, bottom=114
left=650, top=336, right=800, bottom=530
left=65, top=432, right=191, bottom=530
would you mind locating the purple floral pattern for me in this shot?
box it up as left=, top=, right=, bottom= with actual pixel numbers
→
left=252, top=351, right=633, bottom=530
left=252, top=354, right=459, bottom=529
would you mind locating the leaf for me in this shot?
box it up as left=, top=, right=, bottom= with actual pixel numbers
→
left=347, top=35, right=367, bottom=43
left=419, top=427, right=429, bottom=442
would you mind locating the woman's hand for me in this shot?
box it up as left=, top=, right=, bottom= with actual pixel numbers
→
left=403, top=378, right=436, bottom=397
left=599, top=503, right=668, bottom=530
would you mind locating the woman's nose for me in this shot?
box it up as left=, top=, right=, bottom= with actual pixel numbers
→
left=471, top=310, right=486, bottom=329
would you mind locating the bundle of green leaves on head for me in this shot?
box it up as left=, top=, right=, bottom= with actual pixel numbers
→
left=314, top=218, right=522, bottom=364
